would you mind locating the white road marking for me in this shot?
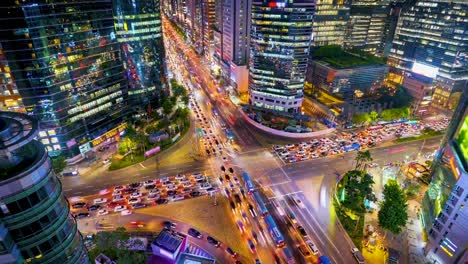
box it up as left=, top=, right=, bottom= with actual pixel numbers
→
left=266, top=180, right=292, bottom=187
left=139, top=163, right=146, bottom=169
left=268, top=191, right=303, bottom=200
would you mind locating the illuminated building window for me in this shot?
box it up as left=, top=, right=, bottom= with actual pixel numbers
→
left=39, top=131, right=47, bottom=138
left=41, top=139, right=50, bottom=145
left=47, top=130, right=56, bottom=136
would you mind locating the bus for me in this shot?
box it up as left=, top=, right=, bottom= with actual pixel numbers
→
left=252, top=191, right=268, bottom=217
left=318, top=256, right=332, bottom=264
left=242, top=172, right=255, bottom=193
left=196, top=128, right=204, bottom=137
left=225, top=129, right=234, bottom=140
left=264, top=215, right=285, bottom=248
left=281, top=248, right=296, bottom=264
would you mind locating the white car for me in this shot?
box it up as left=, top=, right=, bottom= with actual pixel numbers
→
left=143, top=180, right=154, bottom=186
left=121, top=210, right=132, bottom=216
left=93, top=198, right=107, bottom=205
left=166, top=185, right=177, bottom=191
left=128, top=198, right=141, bottom=204
left=130, top=192, right=142, bottom=198
left=97, top=209, right=108, bottom=216
left=171, top=195, right=185, bottom=202
left=149, top=189, right=160, bottom=195
left=147, top=194, right=160, bottom=200
left=113, top=195, right=125, bottom=202
left=198, top=183, right=211, bottom=190
left=114, top=186, right=125, bottom=192
left=305, top=240, right=319, bottom=255
left=222, top=156, right=228, bottom=162
left=368, top=162, right=379, bottom=168
left=114, top=205, right=127, bottom=212
left=112, top=190, right=122, bottom=196
left=292, top=195, right=306, bottom=209
left=193, top=175, right=204, bottom=181
left=175, top=174, right=185, bottom=180
left=182, top=182, right=193, bottom=188
left=102, top=158, right=111, bottom=165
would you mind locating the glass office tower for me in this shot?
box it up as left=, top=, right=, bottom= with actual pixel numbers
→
left=345, top=0, right=390, bottom=56
left=312, top=0, right=350, bottom=47
left=113, top=0, right=166, bottom=109
left=422, top=93, right=468, bottom=263
left=388, top=0, right=467, bottom=110
left=0, top=111, right=88, bottom=264
left=249, top=0, right=315, bottom=113
left=0, top=0, right=129, bottom=157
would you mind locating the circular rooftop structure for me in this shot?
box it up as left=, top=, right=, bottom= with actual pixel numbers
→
left=0, top=111, right=38, bottom=153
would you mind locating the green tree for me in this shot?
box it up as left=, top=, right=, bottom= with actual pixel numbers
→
left=369, top=111, right=379, bottom=123
left=89, top=227, right=147, bottom=263
left=378, top=180, right=408, bottom=234
left=351, top=113, right=370, bottom=125
left=341, top=170, right=375, bottom=213
left=354, top=150, right=372, bottom=170
left=51, top=156, right=67, bottom=175
left=162, top=99, right=174, bottom=115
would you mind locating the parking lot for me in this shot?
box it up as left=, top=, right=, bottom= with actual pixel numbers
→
left=69, top=171, right=218, bottom=219
left=273, top=119, right=449, bottom=164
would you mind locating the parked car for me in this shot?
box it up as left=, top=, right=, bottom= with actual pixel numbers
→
left=93, top=198, right=107, bottom=205
left=114, top=205, right=127, bottom=212
left=97, top=209, right=108, bottom=216
left=72, top=202, right=87, bottom=209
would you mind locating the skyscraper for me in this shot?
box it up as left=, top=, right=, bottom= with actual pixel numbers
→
left=221, top=0, right=251, bottom=94
left=387, top=0, right=467, bottom=111
left=312, top=0, right=350, bottom=47
left=0, top=0, right=130, bottom=157
left=422, top=93, right=468, bottom=263
left=345, top=0, right=390, bottom=56
left=249, top=0, right=315, bottom=113
left=113, top=0, right=166, bottom=108
left=0, top=111, right=88, bottom=263
left=0, top=43, right=25, bottom=113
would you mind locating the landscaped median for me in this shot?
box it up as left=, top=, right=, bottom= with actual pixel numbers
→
left=109, top=108, right=191, bottom=171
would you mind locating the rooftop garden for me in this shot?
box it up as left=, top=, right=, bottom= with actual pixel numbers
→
left=313, top=45, right=385, bottom=69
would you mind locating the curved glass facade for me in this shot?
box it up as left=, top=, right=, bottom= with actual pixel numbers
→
left=0, top=0, right=129, bottom=157
left=0, top=112, right=88, bottom=264
left=113, top=0, right=166, bottom=108
left=249, top=0, right=315, bottom=113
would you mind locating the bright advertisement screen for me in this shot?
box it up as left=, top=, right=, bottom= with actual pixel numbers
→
left=456, top=115, right=468, bottom=167
left=412, top=62, right=439, bottom=78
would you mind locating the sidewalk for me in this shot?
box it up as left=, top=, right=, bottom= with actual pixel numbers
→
left=363, top=165, right=428, bottom=264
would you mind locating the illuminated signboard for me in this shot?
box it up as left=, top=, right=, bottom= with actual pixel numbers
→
left=456, top=114, right=468, bottom=170
left=91, top=122, right=127, bottom=147
left=412, top=62, right=439, bottom=79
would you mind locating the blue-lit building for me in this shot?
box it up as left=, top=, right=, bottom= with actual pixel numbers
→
left=0, top=111, right=88, bottom=264
left=113, top=0, right=166, bottom=108
left=249, top=0, right=315, bottom=113
left=422, top=93, right=468, bottom=263
left=0, top=0, right=130, bottom=157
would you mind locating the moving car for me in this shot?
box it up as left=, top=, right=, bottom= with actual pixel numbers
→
left=351, top=248, right=365, bottom=264
left=93, top=198, right=107, bottom=205
left=207, top=236, right=221, bottom=247
left=97, top=209, right=108, bottom=216
left=72, top=202, right=87, bottom=209
left=188, top=228, right=203, bottom=239
left=162, top=221, right=177, bottom=229
left=226, top=247, right=237, bottom=258
left=305, top=240, right=319, bottom=255
left=121, top=210, right=132, bottom=216
left=114, top=205, right=127, bottom=212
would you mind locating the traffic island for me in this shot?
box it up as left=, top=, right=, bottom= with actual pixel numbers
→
left=109, top=111, right=191, bottom=171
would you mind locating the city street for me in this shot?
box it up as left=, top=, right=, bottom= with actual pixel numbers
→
left=62, top=14, right=446, bottom=264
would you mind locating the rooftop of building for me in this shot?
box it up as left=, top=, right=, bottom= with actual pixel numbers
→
left=176, top=252, right=215, bottom=264
left=313, top=45, right=386, bottom=69
left=152, top=230, right=185, bottom=253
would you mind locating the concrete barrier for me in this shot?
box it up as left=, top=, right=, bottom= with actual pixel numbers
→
left=239, top=109, right=335, bottom=139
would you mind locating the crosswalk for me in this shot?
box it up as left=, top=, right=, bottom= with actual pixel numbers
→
left=185, top=243, right=213, bottom=259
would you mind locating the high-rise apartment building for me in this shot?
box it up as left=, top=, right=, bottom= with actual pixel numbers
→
left=388, top=0, right=467, bottom=111
left=313, top=0, right=350, bottom=47
left=0, top=0, right=130, bottom=157
left=0, top=111, right=88, bottom=263
left=422, top=93, right=468, bottom=263
left=345, top=0, right=390, bottom=56
left=113, top=0, right=166, bottom=108
left=249, top=0, right=315, bottom=112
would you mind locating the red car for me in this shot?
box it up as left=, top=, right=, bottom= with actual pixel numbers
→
left=107, top=201, right=126, bottom=208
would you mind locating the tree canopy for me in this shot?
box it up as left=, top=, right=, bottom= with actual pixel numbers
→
left=378, top=180, right=408, bottom=234
left=351, top=113, right=371, bottom=125
left=377, top=86, right=412, bottom=108
left=89, top=227, right=146, bottom=263
left=354, top=150, right=373, bottom=170
left=341, top=170, right=375, bottom=213
left=51, top=156, right=67, bottom=175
